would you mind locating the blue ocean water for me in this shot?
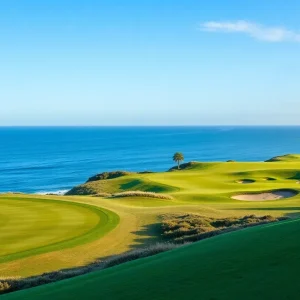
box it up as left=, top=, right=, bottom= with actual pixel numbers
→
left=0, top=126, right=300, bottom=194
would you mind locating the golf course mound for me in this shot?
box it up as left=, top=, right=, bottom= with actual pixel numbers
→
left=236, top=179, right=255, bottom=184
left=4, top=218, right=300, bottom=300
left=66, top=176, right=177, bottom=195
left=265, top=154, right=300, bottom=162
left=232, top=189, right=298, bottom=201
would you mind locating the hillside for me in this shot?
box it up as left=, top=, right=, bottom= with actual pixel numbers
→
left=66, top=156, right=300, bottom=203
left=3, top=218, right=300, bottom=300
left=265, top=154, right=300, bottom=162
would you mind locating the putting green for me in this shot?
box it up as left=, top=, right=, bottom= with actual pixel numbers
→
left=0, top=197, right=119, bottom=264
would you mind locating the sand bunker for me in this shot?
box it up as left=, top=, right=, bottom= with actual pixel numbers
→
left=236, top=179, right=255, bottom=184
left=232, top=189, right=298, bottom=201
left=263, top=177, right=276, bottom=181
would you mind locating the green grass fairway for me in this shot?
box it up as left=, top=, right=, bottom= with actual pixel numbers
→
left=67, top=155, right=300, bottom=208
left=3, top=218, right=300, bottom=300
left=0, top=196, right=119, bottom=266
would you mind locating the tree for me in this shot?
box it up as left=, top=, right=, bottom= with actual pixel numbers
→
left=173, top=152, right=184, bottom=169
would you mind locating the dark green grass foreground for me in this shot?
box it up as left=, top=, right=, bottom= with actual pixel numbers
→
left=3, top=218, right=300, bottom=300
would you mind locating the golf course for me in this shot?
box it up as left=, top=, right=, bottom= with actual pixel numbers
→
left=2, top=153, right=300, bottom=299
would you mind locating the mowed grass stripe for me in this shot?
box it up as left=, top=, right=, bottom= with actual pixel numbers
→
left=0, top=197, right=119, bottom=264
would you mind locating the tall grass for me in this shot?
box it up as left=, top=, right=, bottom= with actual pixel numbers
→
left=92, top=192, right=111, bottom=197
left=1, top=243, right=182, bottom=295
left=111, top=191, right=173, bottom=200
left=161, top=214, right=287, bottom=243
left=87, top=171, right=132, bottom=182
left=0, top=282, right=11, bottom=292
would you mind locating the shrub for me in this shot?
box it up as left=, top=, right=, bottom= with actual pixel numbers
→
left=87, top=171, right=132, bottom=182
left=169, top=161, right=197, bottom=171
left=161, top=214, right=287, bottom=243
left=65, top=185, right=98, bottom=195
left=0, top=282, right=11, bottom=293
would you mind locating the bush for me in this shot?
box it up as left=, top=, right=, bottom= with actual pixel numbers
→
left=87, top=171, right=132, bottom=182
left=0, top=282, right=11, bottom=293
left=65, top=184, right=98, bottom=195
left=161, top=214, right=286, bottom=243
left=168, top=161, right=198, bottom=171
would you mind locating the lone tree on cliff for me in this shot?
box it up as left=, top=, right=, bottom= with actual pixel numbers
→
left=173, top=152, right=184, bottom=169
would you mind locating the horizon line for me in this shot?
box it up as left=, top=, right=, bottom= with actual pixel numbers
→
left=1, top=125, right=300, bottom=128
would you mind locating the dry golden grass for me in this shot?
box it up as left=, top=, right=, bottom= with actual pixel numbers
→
left=111, top=191, right=174, bottom=200
left=0, top=282, right=10, bottom=292
left=161, top=214, right=285, bottom=242
left=1, top=242, right=183, bottom=295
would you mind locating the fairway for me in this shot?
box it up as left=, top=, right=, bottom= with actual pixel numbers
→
left=3, top=154, right=300, bottom=297
left=0, top=196, right=119, bottom=265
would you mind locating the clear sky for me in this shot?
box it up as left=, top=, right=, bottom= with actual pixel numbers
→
left=1, top=0, right=300, bottom=126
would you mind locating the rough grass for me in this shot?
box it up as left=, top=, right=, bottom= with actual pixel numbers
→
left=87, top=171, right=133, bottom=182
left=0, top=242, right=182, bottom=295
left=111, top=191, right=174, bottom=200
left=161, top=214, right=287, bottom=243
left=168, top=161, right=199, bottom=171
left=92, top=193, right=112, bottom=197
left=65, top=183, right=100, bottom=195
left=0, top=282, right=11, bottom=293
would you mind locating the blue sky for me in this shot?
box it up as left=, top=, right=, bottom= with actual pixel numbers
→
left=1, top=0, right=300, bottom=125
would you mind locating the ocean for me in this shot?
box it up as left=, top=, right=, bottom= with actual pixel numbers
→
left=0, top=126, right=300, bottom=194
